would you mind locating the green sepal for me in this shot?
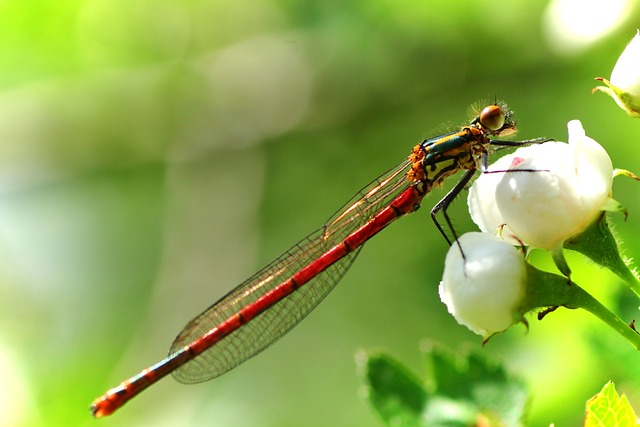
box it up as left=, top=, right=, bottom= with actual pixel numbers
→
left=613, top=168, right=640, bottom=181
left=593, top=77, right=640, bottom=117
left=551, top=243, right=571, bottom=279
left=600, top=197, right=628, bottom=219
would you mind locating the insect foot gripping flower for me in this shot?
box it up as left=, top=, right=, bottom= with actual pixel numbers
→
left=468, top=120, right=613, bottom=252
left=439, top=232, right=526, bottom=340
left=593, top=30, right=640, bottom=117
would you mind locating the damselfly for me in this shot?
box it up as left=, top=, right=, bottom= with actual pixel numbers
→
left=90, top=102, right=542, bottom=417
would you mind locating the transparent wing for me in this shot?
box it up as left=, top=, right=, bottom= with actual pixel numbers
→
left=170, top=158, right=413, bottom=384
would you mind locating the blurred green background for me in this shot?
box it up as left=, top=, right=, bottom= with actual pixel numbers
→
left=1, top=1, right=639, bottom=426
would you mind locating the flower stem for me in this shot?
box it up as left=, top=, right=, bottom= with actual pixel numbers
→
left=570, top=283, right=640, bottom=352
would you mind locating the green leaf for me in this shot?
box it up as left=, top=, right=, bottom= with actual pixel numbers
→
left=427, top=345, right=528, bottom=427
left=584, top=381, right=640, bottom=427
left=359, top=344, right=529, bottom=427
left=360, top=352, right=427, bottom=427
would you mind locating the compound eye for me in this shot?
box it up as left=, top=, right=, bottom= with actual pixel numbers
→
left=479, top=105, right=506, bottom=131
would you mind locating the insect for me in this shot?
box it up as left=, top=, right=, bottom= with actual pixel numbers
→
left=90, top=102, right=541, bottom=417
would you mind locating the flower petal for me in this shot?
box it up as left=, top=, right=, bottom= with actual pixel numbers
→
left=610, top=30, right=640, bottom=97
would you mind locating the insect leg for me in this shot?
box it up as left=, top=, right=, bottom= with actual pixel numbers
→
left=430, top=168, right=477, bottom=247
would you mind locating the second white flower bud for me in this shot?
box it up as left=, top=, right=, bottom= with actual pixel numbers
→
left=439, top=232, right=526, bottom=339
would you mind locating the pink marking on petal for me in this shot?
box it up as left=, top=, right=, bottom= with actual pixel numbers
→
left=510, top=157, right=525, bottom=168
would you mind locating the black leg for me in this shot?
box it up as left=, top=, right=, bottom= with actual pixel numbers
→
left=430, top=168, right=477, bottom=247
left=489, top=137, right=552, bottom=148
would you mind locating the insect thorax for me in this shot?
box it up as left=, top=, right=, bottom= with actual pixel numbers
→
left=407, top=126, right=489, bottom=193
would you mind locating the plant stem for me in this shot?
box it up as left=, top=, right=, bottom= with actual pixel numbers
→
left=571, top=283, right=640, bottom=352
left=524, top=264, right=640, bottom=351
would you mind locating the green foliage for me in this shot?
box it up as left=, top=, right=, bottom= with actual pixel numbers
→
left=360, top=345, right=528, bottom=427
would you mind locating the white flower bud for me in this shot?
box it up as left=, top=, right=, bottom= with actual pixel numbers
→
left=609, top=30, right=640, bottom=97
left=468, top=120, right=613, bottom=250
left=593, top=30, right=640, bottom=117
left=439, top=232, right=526, bottom=338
